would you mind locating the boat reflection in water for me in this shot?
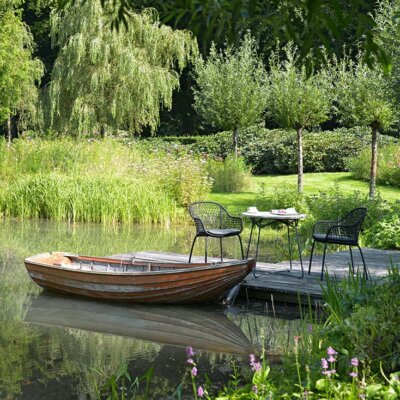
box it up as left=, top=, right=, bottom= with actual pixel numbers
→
left=25, top=293, right=254, bottom=355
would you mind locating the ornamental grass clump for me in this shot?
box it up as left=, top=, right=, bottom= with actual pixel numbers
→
left=207, top=155, right=253, bottom=193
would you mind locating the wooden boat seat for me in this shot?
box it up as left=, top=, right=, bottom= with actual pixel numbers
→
left=34, top=253, right=72, bottom=266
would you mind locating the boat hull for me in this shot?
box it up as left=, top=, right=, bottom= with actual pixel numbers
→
left=24, top=252, right=255, bottom=304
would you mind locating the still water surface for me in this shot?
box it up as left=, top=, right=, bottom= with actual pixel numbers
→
left=0, top=220, right=301, bottom=399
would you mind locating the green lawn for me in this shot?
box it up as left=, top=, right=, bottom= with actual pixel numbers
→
left=208, top=172, right=400, bottom=214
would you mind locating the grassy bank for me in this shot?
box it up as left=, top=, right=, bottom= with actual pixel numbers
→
left=210, top=172, right=400, bottom=250
left=1, top=137, right=399, bottom=243
left=209, top=172, right=400, bottom=216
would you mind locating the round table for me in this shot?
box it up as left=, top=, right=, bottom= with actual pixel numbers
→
left=242, top=211, right=307, bottom=278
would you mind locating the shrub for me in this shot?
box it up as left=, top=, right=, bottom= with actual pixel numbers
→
left=348, top=144, right=400, bottom=187
left=256, top=183, right=307, bottom=213
left=189, top=126, right=394, bottom=174
left=207, top=156, right=253, bottom=193
left=364, top=213, right=400, bottom=249
left=150, top=154, right=212, bottom=206
left=255, top=185, right=393, bottom=245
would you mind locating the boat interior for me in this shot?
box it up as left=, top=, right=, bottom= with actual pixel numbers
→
left=28, top=252, right=240, bottom=273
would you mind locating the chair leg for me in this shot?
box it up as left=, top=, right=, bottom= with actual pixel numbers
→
left=238, top=235, right=244, bottom=260
left=320, top=243, right=328, bottom=281
left=219, top=238, right=223, bottom=262
left=349, top=246, right=355, bottom=274
left=205, top=236, right=208, bottom=263
left=308, top=240, right=315, bottom=275
left=357, top=245, right=369, bottom=280
left=188, top=236, right=198, bottom=263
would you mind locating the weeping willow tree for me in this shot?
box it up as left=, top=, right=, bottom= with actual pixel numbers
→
left=0, top=0, right=43, bottom=142
left=47, top=1, right=198, bottom=136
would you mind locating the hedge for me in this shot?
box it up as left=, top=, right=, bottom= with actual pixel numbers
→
left=186, top=127, right=398, bottom=174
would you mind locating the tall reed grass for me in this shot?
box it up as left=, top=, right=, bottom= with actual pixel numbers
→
left=0, top=138, right=211, bottom=224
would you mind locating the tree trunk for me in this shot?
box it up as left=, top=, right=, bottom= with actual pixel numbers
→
left=369, top=126, right=379, bottom=200
left=297, top=127, right=304, bottom=193
left=100, top=124, right=106, bottom=138
left=232, top=128, right=238, bottom=159
left=7, top=116, right=11, bottom=148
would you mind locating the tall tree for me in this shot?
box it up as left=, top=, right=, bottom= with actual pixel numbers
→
left=335, top=54, right=398, bottom=199
left=266, top=44, right=333, bottom=193
left=192, top=35, right=268, bottom=158
left=47, top=1, right=198, bottom=136
left=0, top=0, right=43, bottom=142
left=60, top=0, right=392, bottom=73
left=375, top=0, right=400, bottom=108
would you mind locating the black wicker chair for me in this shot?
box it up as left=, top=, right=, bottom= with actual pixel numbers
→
left=188, top=201, right=244, bottom=263
left=308, top=207, right=369, bottom=280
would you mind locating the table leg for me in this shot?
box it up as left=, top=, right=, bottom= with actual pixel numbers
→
left=287, top=224, right=293, bottom=271
left=253, top=224, right=262, bottom=278
left=294, top=223, right=304, bottom=278
left=246, top=220, right=255, bottom=259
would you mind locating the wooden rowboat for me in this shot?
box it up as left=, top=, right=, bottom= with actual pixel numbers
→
left=25, top=293, right=254, bottom=354
left=24, top=252, right=255, bottom=304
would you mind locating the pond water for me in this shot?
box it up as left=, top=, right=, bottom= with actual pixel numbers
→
left=0, top=219, right=302, bottom=399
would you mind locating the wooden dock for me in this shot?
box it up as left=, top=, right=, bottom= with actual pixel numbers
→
left=114, top=249, right=400, bottom=304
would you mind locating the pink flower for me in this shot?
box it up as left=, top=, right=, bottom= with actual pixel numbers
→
left=187, top=358, right=194, bottom=365
left=249, top=354, right=256, bottom=363
left=351, top=357, right=359, bottom=367
left=328, top=355, right=336, bottom=363
left=249, top=354, right=261, bottom=372
left=191, top=367, right=197, bottom=377
left=197, top=386, right=204, bottom=397
left=349, top=371, right=358, bottom=378
left=327, top=346, right=337, bottom=356
left=251, top=362, right=262, bottom=372
left=321, top=358, right=328, bottom=370
left=252, top=385, right=258, bottom=394
left=186, top=347, right=195, bottom=357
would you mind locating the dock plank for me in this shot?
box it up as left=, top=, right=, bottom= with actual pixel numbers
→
left=113, top=248, right=400, bottom=304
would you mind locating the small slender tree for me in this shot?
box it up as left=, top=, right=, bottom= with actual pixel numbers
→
left=0, top=1, right=43, bottom=142
left=47, top=2, right=198, bottom=136
left=192, top=34, right=268, bottom=158
left=266, top=44, right=333, bottom=193
left=335, top=53, right=398, bottom=199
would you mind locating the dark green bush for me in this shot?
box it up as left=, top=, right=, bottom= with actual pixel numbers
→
left=188, top=126, right=391, bottom=174
left=364, top=211, right=400, bottom=250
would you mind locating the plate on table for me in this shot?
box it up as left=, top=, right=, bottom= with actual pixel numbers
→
left=271, top=209, right=300, bottom=217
